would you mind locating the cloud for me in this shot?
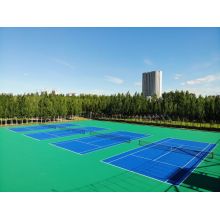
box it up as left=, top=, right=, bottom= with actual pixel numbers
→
left=174, top=74, right=182, bottom=80
left=134, top=81, right=142, bottom=87
left=53, top=58, right=74, bottom=70
left=192, top=56, right=220, bottom=71
left=181, top=86, right=220, bottom=96
left=144, top=58, right=153, bottom=66
left=180, top=73, right=220, bottom=96
left=105, top=75, right=124, bottom=85
left=185, top=74, right=220, bottom=85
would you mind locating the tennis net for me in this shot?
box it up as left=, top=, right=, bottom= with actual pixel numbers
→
left=43, top=125, right=86, bottom=134
left=42, top=124, right=68, bottom=129
left=138, top=140, right=214, bottom=159
left=90, top=131, right=131, bottom=143
left=61, top=127, right=86, bottom=134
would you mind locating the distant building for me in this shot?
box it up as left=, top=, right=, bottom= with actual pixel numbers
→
left=66, top=92, right=76, bottom=96
left=142, top=71, right=162, bottom=98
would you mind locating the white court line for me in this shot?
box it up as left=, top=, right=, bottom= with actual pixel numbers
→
left=179, top=143, right=218, bottom=185
left=150, top=143, right=195, bottom=163
left=166, top=136, right=211, bottom=145
left=8, top=128, right=32, bottom=133
left=87, top=131, right=148, bottom=144
left=50, top=129, right=90, bottom=142
left=101, top=138, right=214, bottom=186
left=50, top=130, right=152, bottom=155
left=152, top=147, right=176, bottom=161
left=161, top=142, right=213, bottom=184
left=132, top=154, right=180, bottom=168
left=180, top=143, right=211, bottom=169
left=66, top=139, right=104, bottom=148
left=49, top=141, right=105, bottom=155
left=25, top=132, right=59, bottom=140
left=151, top=141, right=215, bottom=184
left=80, top=141, right=128, bottom=154
left=79, top=134, right=153, bottom=154
left=7, top=128, right=19, bottom=133
left=100, top=160, right=171, bottom=186
left=50, top=134, right=128, bottom=155
left=75, top=133, right=125, bottom=144
left=55, top=132, right=145, bottom=149
left=48, top=143, right=83, bottom=156
left=22, top=134, right=41, bottom=141
left=103, top=138, right=172, bottom=164
left=53, top=135, right=143, bottom=155
left=27, top=128, right=83, bottom=140
left=77, top=134, right=152, bottom=154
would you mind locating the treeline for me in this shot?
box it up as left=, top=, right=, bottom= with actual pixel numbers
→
left=0, top=91, right=220, bottom=123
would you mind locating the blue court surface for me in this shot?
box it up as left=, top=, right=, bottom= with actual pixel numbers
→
left=53, top=131, right=149, bottom=154
left=103, top=138, right=216, bottom=185
left=9, top=123, right=77, bottom=132
left=25, top=126, right=106, bottom=140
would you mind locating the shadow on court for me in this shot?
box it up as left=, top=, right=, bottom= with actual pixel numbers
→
left=165, top=157, right=220, bottom=192
left=182, top=171, right=220, bottom=192
left=52, top=170, right=163, bottom=192
left=164, top=184, right=180, bottom=192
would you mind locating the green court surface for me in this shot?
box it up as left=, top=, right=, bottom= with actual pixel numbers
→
left=0, top=119, right=220, bottom=192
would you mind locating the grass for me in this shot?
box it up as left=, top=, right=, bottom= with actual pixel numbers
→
left=0, top=119, right=220, bottom=192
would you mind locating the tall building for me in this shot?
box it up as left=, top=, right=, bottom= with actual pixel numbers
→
left=142, top=71, right=162, bottom=98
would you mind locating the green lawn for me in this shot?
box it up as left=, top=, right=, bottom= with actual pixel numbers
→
left=0, top=119, right=220, bottom=192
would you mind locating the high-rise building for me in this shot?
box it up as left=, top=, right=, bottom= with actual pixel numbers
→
left=142, top=71, right=162, bottom=97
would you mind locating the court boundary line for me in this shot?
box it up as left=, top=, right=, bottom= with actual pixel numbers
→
left=152, top=146, right=177, bottom=162
left=82, top=133, right=145, bottom=145
left=37, top=127, right=107, bottom=141
left=169, top=142, right=215, bottom=185
left=162, top=142, right=212, bottom=183
left=102, top=138, right=172, bottom=164
left=8, top=128, right=32, bottom=133
left=79, top=134, right=151, bottom=154
left=7, top=128, right=20, bottom=133
left=166, top=136, right=211, bottom=145
left=48, top=143, right=83, bottom=156
left=51, top=133, right=151, bottom=155
left=180, top=143, right=211, bottom=169
left=133, top=142, right=212, bottom=170
left=100, top=160, right=171, bottom=186
left=132, top=154, right=180, bottom=168
left=7, top=122, right=80, bottom=134
left=80, top=141, right=131, bottom=154
left=140, top=140, right=212, bottom=153
left=82, top=131, right=149, bottom=143
left=102, top=138, right=216, bottom=186
left=101, top=139, right=174, bottom=185
left=25, top=127, right=89, bottom=140
left=52, top=132, right=150, bottom=154
left=177, top=142, right=217, bottom=185
left=25, top=132, right=59, bottom=140
left=52, top=137, right=132, bottom=155
left=22, top=134, right=41, bottom=141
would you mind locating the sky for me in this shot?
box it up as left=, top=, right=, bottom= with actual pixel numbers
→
left=0, top=27, right=220, bottom=96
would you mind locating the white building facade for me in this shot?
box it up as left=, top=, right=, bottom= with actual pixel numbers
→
left=142, top=71, right=162, bottom=98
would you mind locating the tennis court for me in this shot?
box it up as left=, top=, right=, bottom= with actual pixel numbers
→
left=25, top=126, right=107, bottom=140
left=53, top=131, right=149, bottom=154
left=103, top=138, right=216, bottom=185
left=1, top=119, right=220, bottom=192
left=9, top=123, right=77, bottom=132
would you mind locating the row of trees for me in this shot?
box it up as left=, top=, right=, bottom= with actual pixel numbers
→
left=0, top=91, right=220, bottom=123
